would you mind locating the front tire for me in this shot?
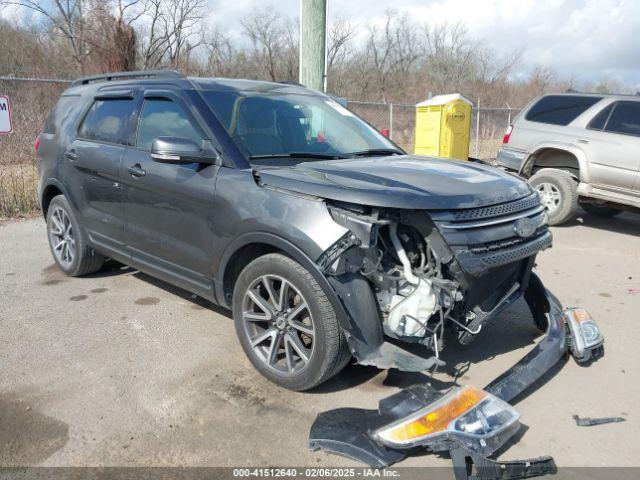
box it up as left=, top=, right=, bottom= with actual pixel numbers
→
left=529, top=169, right=578, bottom=225
left=46, top=195, right=105, bottom=276
left=232, top=253, right=350, bottom=391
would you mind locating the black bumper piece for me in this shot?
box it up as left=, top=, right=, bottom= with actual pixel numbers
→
left=309, top=286, right=579, bottom=479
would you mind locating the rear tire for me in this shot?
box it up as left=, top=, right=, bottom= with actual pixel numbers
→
left=529, top=169, right=578, bottom=225
left=46, top=195, right=105, bottom=276
left=581, top=203, right=622, bottom=218
left=232, top=253, right=350, bottom=391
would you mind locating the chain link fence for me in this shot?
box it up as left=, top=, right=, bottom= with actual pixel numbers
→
left=0, top=77, right=70, bottom=217
left=349, top=99, right=521, bottom=160
left=0, top=76, right=522, bottom=217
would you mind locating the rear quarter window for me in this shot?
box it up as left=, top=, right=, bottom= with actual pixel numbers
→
left=42, top=95, right=80, bottom=134
left=525, top=95, right=602, bottom=126
left=587, top=103, right=614, bottom=131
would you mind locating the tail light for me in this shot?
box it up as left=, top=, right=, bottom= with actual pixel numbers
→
left=381, top=128, right=390, bottom=138
left=34, top=136, right=41, bottom=152
left=502, top=125, right=513, bottom=144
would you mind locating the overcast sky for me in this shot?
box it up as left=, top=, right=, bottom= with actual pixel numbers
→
left=3, top=0, right=639, bottom=88
left=214, top=0, right=640, bottom=89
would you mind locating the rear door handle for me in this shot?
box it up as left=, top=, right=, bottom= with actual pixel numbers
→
left=577, top=138, right=589, bottom=144
left=127, top=164, right=146, bottom=177
left=64, top=150, right=78, bottom=161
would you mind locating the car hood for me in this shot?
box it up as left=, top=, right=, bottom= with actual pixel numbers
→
left=255, top=155, right=533, bottom=210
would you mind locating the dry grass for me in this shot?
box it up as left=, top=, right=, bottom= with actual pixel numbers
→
left=0, top=163, right=39, bottom=218
left=0, top=80, right=65, bottom=219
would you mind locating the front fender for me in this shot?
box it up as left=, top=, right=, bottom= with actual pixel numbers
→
left=214, top=231, right=384, bottom=360
left=212, top=168, right=384, bottom=359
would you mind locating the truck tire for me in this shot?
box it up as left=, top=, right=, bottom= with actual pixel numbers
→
left=581, top=203, right=623, bottom=218
left=529, top=169, right=578, bottom=225
left=46, top=195, right=105, bottom=276
left=232, top=253, right=351, bottom=391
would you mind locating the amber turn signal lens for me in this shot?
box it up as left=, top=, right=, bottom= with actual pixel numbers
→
left=570, top=309, right=592, bottom=323
left=379, top=387, right=487, bottom=443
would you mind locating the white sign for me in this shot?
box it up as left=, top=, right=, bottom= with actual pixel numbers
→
left=0, top=96, right=13, bottom=134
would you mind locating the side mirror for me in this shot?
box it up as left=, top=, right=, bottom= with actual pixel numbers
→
left=151, top=136, right=218, bottom=165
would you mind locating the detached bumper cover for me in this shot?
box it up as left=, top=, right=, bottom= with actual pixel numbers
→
left=309, top=288, right=602, bottom=478
left=485, top=288, right=567, bottom=403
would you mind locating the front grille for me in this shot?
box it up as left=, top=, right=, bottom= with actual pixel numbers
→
left=475, top=231, right=552, bottom=267
left=451, top=194, right=541, bottom=221
left=431, top=193, right=551, bottom=276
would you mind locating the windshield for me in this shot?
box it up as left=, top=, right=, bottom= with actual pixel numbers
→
left=200, top=90, right=399, bottom=162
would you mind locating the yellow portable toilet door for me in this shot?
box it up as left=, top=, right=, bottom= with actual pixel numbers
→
left=415, top=94, right=472, bottom=160
left=442, top=100, right=472, bottom=160
left=415, top=106, right=441, bottom=156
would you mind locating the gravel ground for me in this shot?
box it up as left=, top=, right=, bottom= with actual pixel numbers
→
left=1, top=211, right=639, bottom=468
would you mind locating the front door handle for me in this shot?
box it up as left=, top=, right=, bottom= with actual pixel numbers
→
left=577, top=138, right=590, bottom=144
left=64, top=150, right=78, bottom=162
left=127, top=164, right=146, bottom=177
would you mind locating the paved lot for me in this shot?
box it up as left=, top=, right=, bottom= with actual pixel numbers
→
left=1, top=212, right=639, bottom=468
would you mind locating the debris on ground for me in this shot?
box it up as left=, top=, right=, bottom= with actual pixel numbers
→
left=573, top=415, right=626, bottom=427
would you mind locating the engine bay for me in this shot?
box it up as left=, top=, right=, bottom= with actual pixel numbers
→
left=319, top=199, right=552, bottom=361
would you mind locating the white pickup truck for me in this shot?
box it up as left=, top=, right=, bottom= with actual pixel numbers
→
left=496, top=92, right=640, bottom=224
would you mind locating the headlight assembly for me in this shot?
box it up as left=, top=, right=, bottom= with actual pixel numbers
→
left=373, top=386, right=520, bottom=456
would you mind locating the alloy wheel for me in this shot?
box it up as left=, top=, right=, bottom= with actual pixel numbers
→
left=242, top=275, right=315, bottom=375
left=536, top=182, right=562, bottom=214
left=49, top=206, right=75, bottom=267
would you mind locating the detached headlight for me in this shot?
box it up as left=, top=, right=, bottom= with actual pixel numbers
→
left=564, top=308, right=604, bottom=363
left=373, top=386, right=520, bottom=456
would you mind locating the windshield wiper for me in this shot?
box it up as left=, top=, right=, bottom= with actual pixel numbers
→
left=249, top=152, right=350, bottom=160
left=349, top=148, right=404, bottom=157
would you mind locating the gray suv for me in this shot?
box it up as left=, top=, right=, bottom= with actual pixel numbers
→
left=38, top=70, right=553, bottom=391
left=497, top=93, right=640, bottom=224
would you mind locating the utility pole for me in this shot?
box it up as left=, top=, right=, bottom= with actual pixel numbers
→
left=299, top=0, right=327, bottom=92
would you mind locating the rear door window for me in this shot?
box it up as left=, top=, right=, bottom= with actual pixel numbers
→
left=603, top=101, right=640, bottom=137
left=136, top=98, right=202, bottom=151
left=78, top=98, right=135, bottom=144
left=525, top=95, right=602, bottom=125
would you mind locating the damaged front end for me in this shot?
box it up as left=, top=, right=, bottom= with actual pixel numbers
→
left=310, top=192, right=604, bottom=478
left=309, top=281, right=604, bottom=478
left=318, top=192, right=552, bottom=371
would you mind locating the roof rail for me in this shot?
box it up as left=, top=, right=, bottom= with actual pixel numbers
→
left=71, top=69, right=184, bottom=86
left=563, top=88, right=640, bottom=97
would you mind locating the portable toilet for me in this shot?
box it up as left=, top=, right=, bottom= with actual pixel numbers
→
left=414, top=94, right=472, bottom=160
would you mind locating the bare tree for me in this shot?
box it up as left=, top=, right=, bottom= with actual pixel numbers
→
left=203, top=27, right=234, bottom=76
left=139, top=0, right=205, bottom=69
left=140, top=0, right=164, bottom=68
left=87, top=0, right=144, bottom=72
left=2, top=0, right=90, bottom=72
left=164, top=0, right=206, bottom=69
left=241, top=8, right=286, bottom=81
left=364, top=11, right=422, bottom=101
left=528, top=66, right=556, bottom=94
left=280, top=17, right=299, bottom=82
left=327, top=18, right=356, bottom=69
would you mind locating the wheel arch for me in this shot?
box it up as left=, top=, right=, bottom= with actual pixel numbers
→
left=40, top=178, right=72, bottom=218
left=215, top=232, right=383, bottom=360
left=217, top=232, right=336, bottom=308
left=521, top=145, right=588, bottom=182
